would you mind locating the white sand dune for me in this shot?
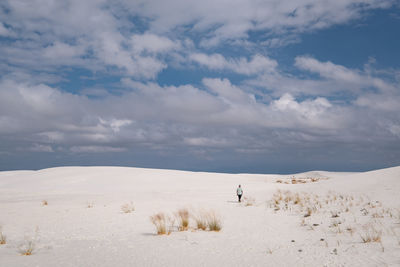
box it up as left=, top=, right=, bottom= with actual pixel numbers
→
left=0, top=166, right=399, bottom=266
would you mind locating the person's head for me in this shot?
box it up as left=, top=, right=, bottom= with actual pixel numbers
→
left=238, top=184, right=241, bottom=187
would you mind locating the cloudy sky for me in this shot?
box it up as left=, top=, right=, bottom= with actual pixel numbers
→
left=0, top=0, right=400, bottom=173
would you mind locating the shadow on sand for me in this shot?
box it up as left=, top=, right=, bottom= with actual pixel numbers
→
left=141, top=233, right=158, bottom=236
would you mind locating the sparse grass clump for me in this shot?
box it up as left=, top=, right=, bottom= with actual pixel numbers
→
left=0, top=226, right=6, bottom=245
left=360, top=225, right=382, bottom=243
left=150, top=212, right=173, bottom=235
left=42, top=200, right=48, bottom=206
left=193, top=210, right=208, bottom=230
left=19, top=240, right=35, bottom=255
left=175, top=208, right=190, bottom=231
left=192, top=209, right=222, bottom=231
left=206, top=211, right=222, bottom=232
left=150, top=208, right=222, bottom=235
left=18, top=228, right=39, bottom=256
left=275, top=177, right=323, bottom=184
left=87, top=202, right=94, bottom=208
left=121, top=202, right=135, bottom=213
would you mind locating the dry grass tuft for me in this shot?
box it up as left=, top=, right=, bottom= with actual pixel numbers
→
left=360, top=225, right=382, bottom=243
left=0, top=226, right=6, bottom=245
left=304, top=207, right=313, bottom=217
left=175, top=208, right=190, bottom=231
left=193, top=210, right=208, bottom=231
left=87, top=202, right=94, bottom=208
left=19, top=240, right=35, bottom=255
left=331, top=211, right=340, bottom=218
left=18, top=228, right=39, bottom=256
left=121, top=202, right=135, bottom=213
left=206, top=211, right=222, bottom=232
left=150, top=212, right=173, bottom=235
left=42, top=200, right=48, bottom=206
left=193, top=209, right=222, bottom=231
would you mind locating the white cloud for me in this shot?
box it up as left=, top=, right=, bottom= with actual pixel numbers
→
left=202, top=78, right=256, bottom=106
left=355, top=93, right=400, bottom=111
left=0, top=0, right=394, bottom=83
left=43, top=41, right=86, bottom=61
left=191, top=53, right=277, bottom=75
left=98, top=118, right=132, bottom=133
left=131, top=33, right=179, bottom=54
left=184, top=137, right=228, bottom=147
left=294, top=56, right=397, bottom=93
left=272, top=93, right=340, bottom=129
left=295, top=56, right=363, bottom=84
left=126, top=0, right=393, bottom=46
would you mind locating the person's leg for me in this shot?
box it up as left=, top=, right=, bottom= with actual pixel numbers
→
left=238, top=194, right=242, bottom=202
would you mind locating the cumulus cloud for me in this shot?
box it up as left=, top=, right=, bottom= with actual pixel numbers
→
left=0, top=0, right=180, bottom=79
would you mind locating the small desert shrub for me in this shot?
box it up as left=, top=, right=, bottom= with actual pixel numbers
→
left=87, top=202, right=94, bottom=208
left=0, top=226, right=6, bottom=245
left=42, top=200, right=48, bottom=206
left=121, top=202, right=135, bottom=213
left=150, top=212, right=172, bottom=235
left=175, top=208, right=190, bottom=231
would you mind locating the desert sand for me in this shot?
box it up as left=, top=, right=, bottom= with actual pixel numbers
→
left=0, top=166, right=399, bottom=266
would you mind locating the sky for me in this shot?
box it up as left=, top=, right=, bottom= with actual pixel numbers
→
left=0, top=0, right=400, bottom=174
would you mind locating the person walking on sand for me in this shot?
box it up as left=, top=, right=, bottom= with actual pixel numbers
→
left=236, top=185, right=243, bottom=202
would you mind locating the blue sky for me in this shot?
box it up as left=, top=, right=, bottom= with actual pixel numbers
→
left=0, top=0, right=399, bottom=173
